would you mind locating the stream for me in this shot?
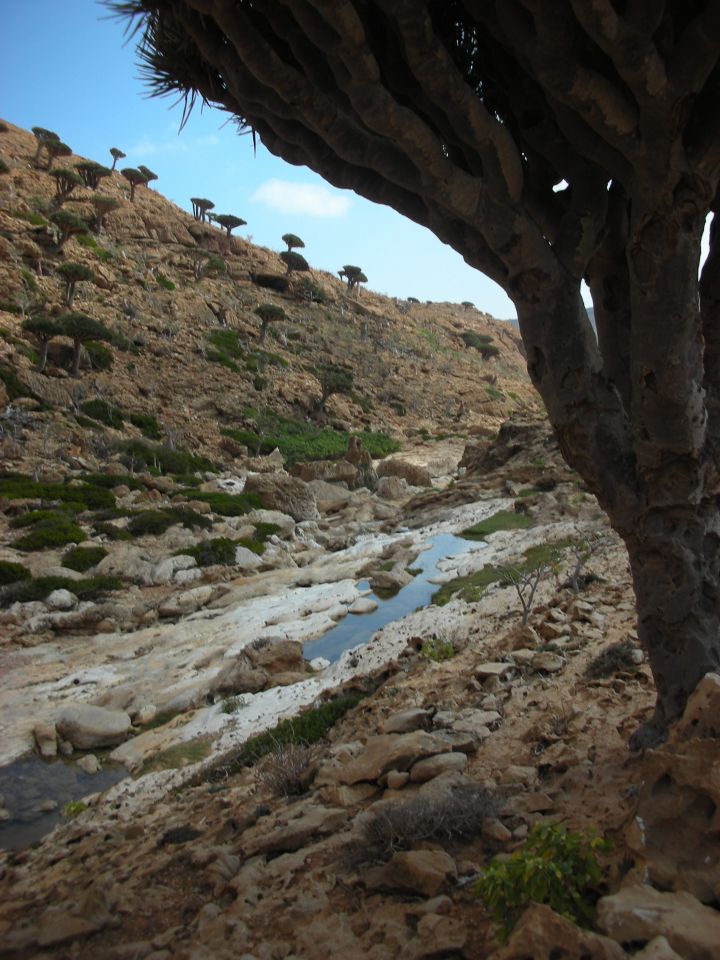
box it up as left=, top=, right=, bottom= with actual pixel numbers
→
left=0, top=529, right=483, bottom=851
left=303, top=531, right=476, bottom=662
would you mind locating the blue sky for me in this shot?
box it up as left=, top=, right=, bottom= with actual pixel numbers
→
left=1, top=0, right=520, bottom=317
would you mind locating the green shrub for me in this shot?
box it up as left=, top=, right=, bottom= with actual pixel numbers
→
left=156, top=272, right=175, bottom=291
left=0, top=476, right=115, bottom=511
left=475, top=823, right=610, bottom=940
left=0, top=366, right=41, bottom=402
left=80, top=399, right=123, bottom=429
left=186, top=491, right=262, bottom=516
left=253, top=522, right=281, bottom=542
left=206, top=693, right=363, bottom=781
left=62, top=545, right=108, bottom=572
left=0, top=560, right=31, bottom=586
left=0, top=574, right=122, bottom=607
left=420, top=635, right=455, bottom=661
left=84, top=341, right=114, bottom=371
left=78, top=472, right=144, bottom=491
left=128, top=508, right=212, bottom=537
left=222, top=695, right=248, bottom=713
left=13, top=514, right=85, bottom=551
left=10, top=508, right=74, bottom=529
left=220, top=413, right=399, bottom=466
left=62, top=800, right=87, bottom=818
left=120, top=440, right=215, bottom=475
left=94, top=521, right=133, bottom=541
left=128, top=412, right=161, bottom=439
left=183, top=537, right=238, bottom=566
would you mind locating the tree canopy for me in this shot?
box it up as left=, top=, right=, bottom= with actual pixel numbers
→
left=114, top=1, right=720, bottom=745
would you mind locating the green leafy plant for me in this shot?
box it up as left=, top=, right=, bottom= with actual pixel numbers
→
left=129, top=411, right=161, bottom=439
left=420, top=635, right=455, bottom=661
left=222, top=694, right=248, bottom=713
left=475, top=823, right=610, bottom=940
left=62, top=800, right=88, bottom=818
left=0, top=560, right=31, bottom=586
left=461, top=510, right=533, bottom=539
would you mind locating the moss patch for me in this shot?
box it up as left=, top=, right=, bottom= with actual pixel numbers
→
left=460, top=510, right=533, bottom=540
left=139, top=738, right=213, bottom=776
left=127, top=508, right=213, bottom=537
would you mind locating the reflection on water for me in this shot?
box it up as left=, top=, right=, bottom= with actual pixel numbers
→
left=304, top=533, right=478, bottom=662
left=0, top=755, right=127, bottom=851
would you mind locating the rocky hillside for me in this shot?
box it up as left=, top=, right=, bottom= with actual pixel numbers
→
left=0, top=119, right=535, bottom=477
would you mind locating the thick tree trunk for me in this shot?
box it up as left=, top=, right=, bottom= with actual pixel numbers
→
left=625, top=505, right=720, bottom=748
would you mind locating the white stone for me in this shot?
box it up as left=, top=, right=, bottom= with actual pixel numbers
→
left=348, top=597, right=379, bottom=614
left=57, top=704, right=131, bottom=749
left=46, top=589, right=77, bottom=611
left=76, top=754, right=100, bottom=774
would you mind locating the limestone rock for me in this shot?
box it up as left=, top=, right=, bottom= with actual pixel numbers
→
left=150, top=554, right=197, bottom=585
left=670, top=672, right=720, bottom=742
left=328, top=731, right=453, bottom=785
left=348, top=597, right=378, bottom=614
left=291, top=459, right=357, bottom=485
left=376, top=476, right=409, bottom=500
left=379, top=708, right=433, bottom=735
left=475, top=661, right=516, bottom=679
left=34, top=721, right=57, bottom=757
left=597, top=884, right=720, bottom=960
left=496, top=902, right=625, bottom=960
left=244, top=472, right=319, bottom=522
left=246, top=638, right=304, bottom=674
left=46, top=589, right=77, bottom=611
left=241, top=804, right=347, bottom=857
left=234, top=545, right=263, bottom=569
left=96, top=546, right=154, bottom=585
left=76, top=754, right=100, bottom=774
left=158, top=585, right=213, bottom=618
left=363, top=850, right=457, bottom=897
left=409, top=752, right=467, bottom=783
left=625, top=738, right=720, bottom=902
left=57, top=703, right=131, bottom=749
left=531, top=651, right=565, bottom=672
left=377, top=458, right=432, bottom=487
left=370, top=568, right=412, bottom=592
left=632, top=938, right=685, bottom=960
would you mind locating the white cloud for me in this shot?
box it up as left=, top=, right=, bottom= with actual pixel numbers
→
left=250, top=179, right=351, bottom=218
left=127, top=134, right=219, bottom=159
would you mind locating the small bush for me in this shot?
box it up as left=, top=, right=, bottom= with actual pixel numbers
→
left=359, top=783, right=497, bottom=862
left=255, top=741, right=313, bottom=797
left=0, top=560, right=31, bottom=586
left=81, top=399, right=123, bottom=429
left=13, top=514, right=85, bottom=551
left=252, top=522, right=282, bottom=542
left=62, top=800, right=88, bottom=818
left=128, top=508, right=212, bottom=537
left=156, top=272, right=175, bottom=291
left=475, top=822, right=610, bottom=940
left=84, top=341, right=114, bottom=371
left=129, top=412, right=161, bottom=439
left=62, top=545, right=108, bottom=572
left=485, top=385, right=505, bottom=401
left=584, top=640, right=640, bottom=680
left=94, top=521, right=133, bottom=541
left=222, top=695, right=247, bottom=714
left=183, top=537, right=238, bottom=567
left=420, top=635, right=455, bottom=661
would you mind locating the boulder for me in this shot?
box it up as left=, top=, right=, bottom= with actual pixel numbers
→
left=46, top=589, right=77, bottom=611
left=56, top=704, right=131, bottom=750
left=234, top=545, right=263, bottom=569
left=244, top=447, right=285, bottom=472
left=670, top=672, right=720, bottom=741
left=376, top=458, right=432, bottom=487
left=291, top=459, right=357, bottom=485
left=76, top=754, right=100, bottom=775
left=363, top=850, right=458, bottom=897
left=597, top=884, right=720, bottom=960
left=34, top=721, right=57, bottom=758
left=328, top=731, right=454, bottom=785
left=409, top=751, right=467, bottom=782
left=96, top=546, right=154, bottom=585
left=376, top=475, right=409, bottom=500
left=497, top=902, right=625, bottom=960
left=246, top=638, right=304, bottom=674
left=151, top=555, right=197, bottom=585
left=158, top=585, right=213, bottom=618
left=244, top=472, right=319, bottom=522
left=379, top=708, right=433, bottom=735
left=348, top=597, right=378, bottom=614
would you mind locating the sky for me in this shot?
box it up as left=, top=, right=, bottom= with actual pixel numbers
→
left=0, top=0, right=519, bottom=318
